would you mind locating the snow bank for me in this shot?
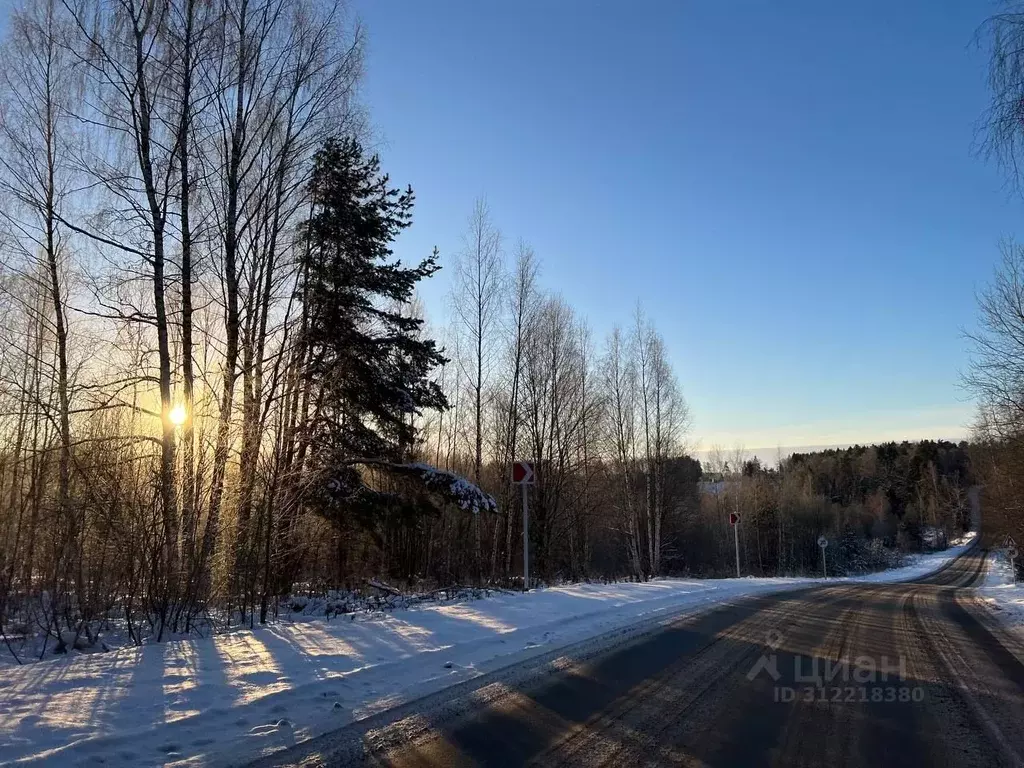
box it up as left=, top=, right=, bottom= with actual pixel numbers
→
left=0, top=535, right=976, bottom=768
left=977, top=550, right=1024, bottom=634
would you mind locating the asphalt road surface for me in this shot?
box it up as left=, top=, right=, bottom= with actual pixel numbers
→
left=263, top=547, right=1024, bottom=768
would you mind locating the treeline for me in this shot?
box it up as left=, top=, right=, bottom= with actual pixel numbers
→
left=675, top=441, right=973, bottom=579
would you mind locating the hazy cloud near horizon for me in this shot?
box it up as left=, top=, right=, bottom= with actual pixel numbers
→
left=691, top=403, right=972, bottom=460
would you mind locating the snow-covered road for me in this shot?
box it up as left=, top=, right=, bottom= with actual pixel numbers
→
left=0, top=535, right=976, bottom=767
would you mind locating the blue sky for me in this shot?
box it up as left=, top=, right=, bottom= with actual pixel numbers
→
left=352, top=0, right=1019, bottom=451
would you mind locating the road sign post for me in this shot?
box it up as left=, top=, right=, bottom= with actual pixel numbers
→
left=512, top=462, right=536, bottom=591
left=729, top=512, right=741, bottom=578
left=522, top=488, right=529, bottom=590
left=818, top=535, right=829, bottom=579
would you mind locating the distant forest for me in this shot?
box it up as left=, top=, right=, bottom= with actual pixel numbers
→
left=675, top=440, right=972, bottom=580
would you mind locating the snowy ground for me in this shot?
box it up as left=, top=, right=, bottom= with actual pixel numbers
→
left=0, top=535, right=977, bottom=768
left=976, top=550, right=1024, bottom=634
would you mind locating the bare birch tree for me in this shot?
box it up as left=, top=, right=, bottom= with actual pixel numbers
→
left=450, top=199, right=504, bottom=483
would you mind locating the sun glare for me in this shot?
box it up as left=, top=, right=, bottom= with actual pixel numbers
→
left=168, top=404, right=187, bottom=427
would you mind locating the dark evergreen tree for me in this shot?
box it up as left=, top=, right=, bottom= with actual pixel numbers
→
left=299, top=137, right=494, bottom=537
left=301, top=136, right=446, bottom=455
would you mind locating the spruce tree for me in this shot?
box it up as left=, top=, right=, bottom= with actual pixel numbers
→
left=299, top=137, right=494, bottom=532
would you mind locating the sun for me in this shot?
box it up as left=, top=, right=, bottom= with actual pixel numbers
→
left=168, top=404, right=187, bottom=427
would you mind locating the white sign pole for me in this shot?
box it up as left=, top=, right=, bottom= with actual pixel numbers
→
left=734, top=522, right=741, bottom=578
left=821, top=545, right=827, bottom=579
left=522, top=483, right=529, bottom=592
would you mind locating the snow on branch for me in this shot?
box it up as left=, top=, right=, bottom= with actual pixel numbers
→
left=341, top=458, right=498, bottom=514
